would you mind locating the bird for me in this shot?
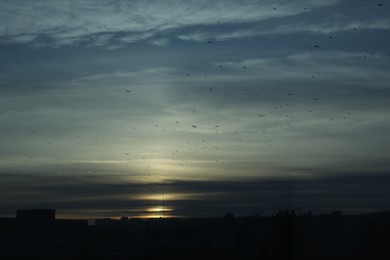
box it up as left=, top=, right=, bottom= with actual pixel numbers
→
left=353, top=28, right=357, bottom=31
left=313, top=97, right=320, bottom=100
left=378, top=3, right=383, bottom=6
left=258, top=114, right=265, bottom=117
left=207, top=40, right=214, bottom=44
left=314, top=44, right=319, bottom=48
left=192, top=125, right=197, bottom=128
left=209, top=88, right=213, bottom=91
left=242, top=66, right=247, bottom=69
left=126, top=89, right=131, bottom=92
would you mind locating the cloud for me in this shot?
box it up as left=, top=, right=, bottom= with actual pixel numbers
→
left=148, top=38, right=171, bottom=46
left=0, top=0, right=341, bottom=47
left=1, top=47, right=389, bottom=181
left=1, top=170, right=389, bottom=218
left=177, top=1, right=390, bottom=42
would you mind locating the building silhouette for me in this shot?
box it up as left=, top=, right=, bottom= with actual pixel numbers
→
left=1, top=209, right=390, bottom=259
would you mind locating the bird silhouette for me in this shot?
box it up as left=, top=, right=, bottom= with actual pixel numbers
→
left=314, top=45, right=319, bottom=48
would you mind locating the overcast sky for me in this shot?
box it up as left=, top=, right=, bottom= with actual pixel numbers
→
left=1, top=0, right=389, bottom=219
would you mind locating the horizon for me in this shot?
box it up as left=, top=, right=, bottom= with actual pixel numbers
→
left=3, top=208, right=389, bottom=221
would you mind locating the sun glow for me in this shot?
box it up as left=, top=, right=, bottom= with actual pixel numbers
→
left=146, top=206, right=174, bottom=218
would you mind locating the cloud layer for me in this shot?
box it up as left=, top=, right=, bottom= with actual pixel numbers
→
left=0, top=0, right=345, bottom=47
left=1, top=171, right=389, bottom=218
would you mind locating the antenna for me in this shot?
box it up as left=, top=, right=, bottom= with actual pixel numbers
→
left=161, top=182, right=165, bottom=218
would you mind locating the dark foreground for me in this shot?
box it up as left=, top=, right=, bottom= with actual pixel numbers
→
left=1, top=209, right=389, bottom=259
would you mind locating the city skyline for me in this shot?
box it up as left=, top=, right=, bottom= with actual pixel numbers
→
left=1, top=0, right=389, bottom=219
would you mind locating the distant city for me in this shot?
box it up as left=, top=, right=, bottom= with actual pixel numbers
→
left=1, top=208, right=389, bottom=259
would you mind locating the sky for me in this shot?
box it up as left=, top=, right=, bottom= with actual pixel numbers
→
left=1, top=0, right=390, bottom=219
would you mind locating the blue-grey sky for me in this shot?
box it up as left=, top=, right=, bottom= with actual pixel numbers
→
left=1, top=0, right=389, bottom=219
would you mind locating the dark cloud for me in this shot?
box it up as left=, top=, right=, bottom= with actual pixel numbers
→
left=1, top=171, right=389, bottom=218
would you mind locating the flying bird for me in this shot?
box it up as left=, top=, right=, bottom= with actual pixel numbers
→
left=192, top=125, right=197, bottom=128
left=314, top=44, right=319, bottom=48
left=126, top=89, right=131, bottom=92
left=378, top=3, right=383, bottom=6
